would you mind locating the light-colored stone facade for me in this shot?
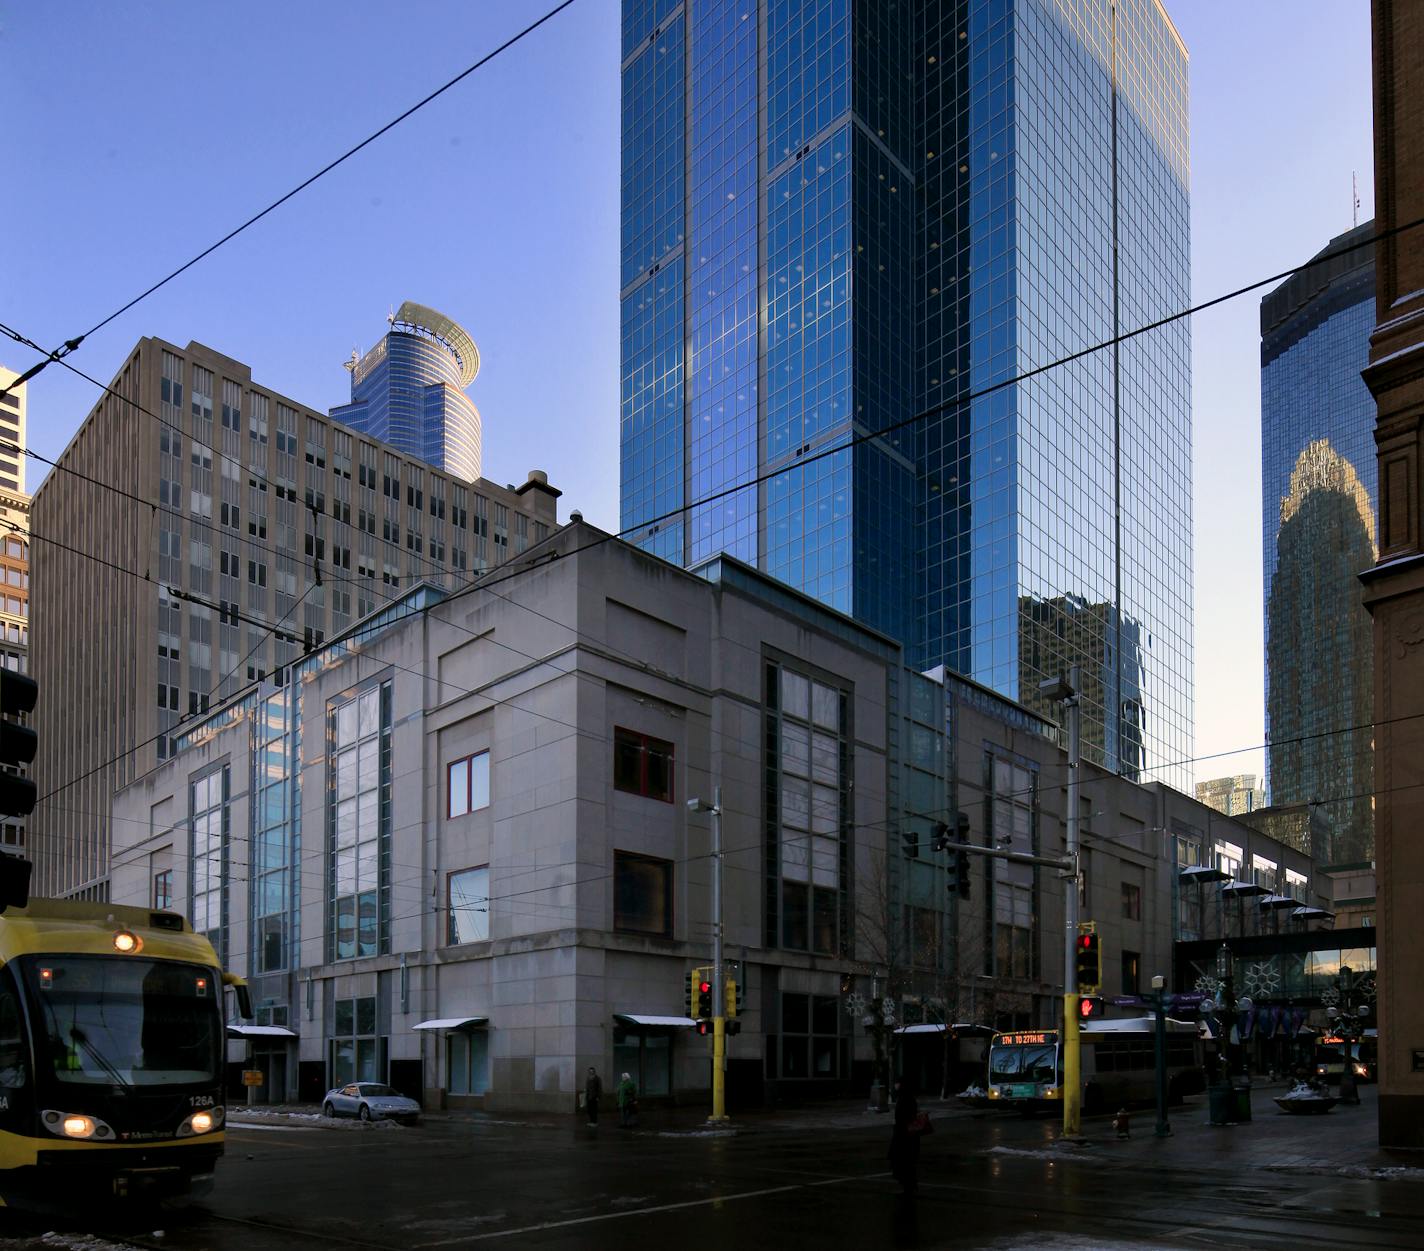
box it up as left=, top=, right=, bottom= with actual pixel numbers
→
left=109, top=525, right=1320, bottom=1113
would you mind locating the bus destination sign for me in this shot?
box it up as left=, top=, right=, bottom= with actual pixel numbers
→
left=999, top=1031, right=1057, bottom=1047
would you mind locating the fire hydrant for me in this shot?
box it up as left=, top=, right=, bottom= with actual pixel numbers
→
left=1113, top=1107, right=1131, bottom=1139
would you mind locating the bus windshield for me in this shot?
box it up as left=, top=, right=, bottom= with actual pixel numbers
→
left=19, top=955, right=221, bottom=1087
left=988, top=1043, right=1059, bottom=1084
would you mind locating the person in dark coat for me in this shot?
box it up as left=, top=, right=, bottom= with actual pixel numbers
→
left=617, top=1072, right=638, bottom=1128
left=888, top=1078, right=921, bottom=1195
left=585, top=1066, right=603, bottom=1125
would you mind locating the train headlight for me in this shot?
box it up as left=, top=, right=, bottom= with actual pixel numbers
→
left=41, top=1109, right=116, bottom=1140
left=177, top=1105, right=225, bottom=1137
left=112, top=929, right=143, bottom=954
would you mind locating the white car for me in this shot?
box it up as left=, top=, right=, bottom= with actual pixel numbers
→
left=322, top=1082, right=421, bottom=1125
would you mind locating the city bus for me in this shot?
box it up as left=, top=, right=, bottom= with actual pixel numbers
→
left=986, top=1017, right=1204, bottom=1115
left=1313, top=1029, right=1378, bottom=1084
left=0, top=898, right=250, bottom=1207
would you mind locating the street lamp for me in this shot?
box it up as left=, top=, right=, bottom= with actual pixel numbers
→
left=1150, top=974, right=1171, bottom=1137
left=687, top=789, right=728, bottom=1122
left=1329, top=965, right=1367, bottom=1107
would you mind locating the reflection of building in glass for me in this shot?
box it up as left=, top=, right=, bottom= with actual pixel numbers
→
left=1195, top=774, right=1265, bottom=817
left=618, top=0, right=1193, bottom=786
left=333, top=302, right=483, bottom=481
left=1018, top=595, right=1145, bottom=779
left=1260, top=223, right=1376, bottom=865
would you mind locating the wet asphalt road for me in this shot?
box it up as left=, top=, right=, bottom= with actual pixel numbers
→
left=1, top=1106, right=1421, bottom=1250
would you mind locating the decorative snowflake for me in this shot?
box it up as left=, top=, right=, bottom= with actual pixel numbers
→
left=1354, top=974, right=1377, bottom=1004
left=881, top=1001, right=897, bottom=1026
left=1194, top=974, right=1222, bottom=1001
left=845, top=993, right=868, bottom=1018
left=1242, top=960, right=1281, bottom=998
left=1320, top=986, right=1340, bottom=1008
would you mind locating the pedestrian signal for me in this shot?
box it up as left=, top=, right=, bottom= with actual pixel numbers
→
left=1075, top=927, right=1101, bottom=994
left=1078, top=996, right=1104, bottom=1020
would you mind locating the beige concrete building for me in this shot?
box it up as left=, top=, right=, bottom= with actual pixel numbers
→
left=30, top=336, right=560, bottom=900
left=107, top=524, right=1319, bottom=1113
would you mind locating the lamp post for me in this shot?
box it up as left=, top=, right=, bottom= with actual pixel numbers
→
left=1039, top=668, right=1082, bottom=1140
left=1330, top=965, right=1365, bottom=1107
left=687, top=788, right=728, bottom=1123
left=1150, top=974, right=1171, bottom=1137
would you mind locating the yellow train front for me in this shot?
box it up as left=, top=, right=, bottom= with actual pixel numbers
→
left=0, top=899, right=236, bottom=1207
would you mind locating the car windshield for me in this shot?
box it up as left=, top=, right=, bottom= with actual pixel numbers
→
left=988, top=1043, right=1058, bottom=1084
left=359, top=1083, right=399, bottom=1097
left=20, top=955, right=221, bottom=1087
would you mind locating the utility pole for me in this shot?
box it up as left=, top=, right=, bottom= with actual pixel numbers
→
left=688, top=787, right=729, bottom=1123
left=1040, top=667, right=1082, bottom=1140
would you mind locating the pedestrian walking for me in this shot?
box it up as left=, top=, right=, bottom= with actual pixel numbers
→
left=888, top=1078, right=922, bottom=1195
left=585, top=1066, right=603, bottom=1125
left=616, top=1071, right=638, bottom=1128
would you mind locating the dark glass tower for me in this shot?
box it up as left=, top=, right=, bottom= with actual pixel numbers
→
left=620, top=0, right=1192, bottom=784
left=333, top=302, right=482, bottom=481
left=1260, top=223, right=1377, bottom=865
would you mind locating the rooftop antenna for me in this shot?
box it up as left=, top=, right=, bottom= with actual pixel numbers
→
left=1353, top=172, right=1360, bottom=228
left=387, top=304, right=396, bottom=326
left=342, top=347, right=359, bottom=374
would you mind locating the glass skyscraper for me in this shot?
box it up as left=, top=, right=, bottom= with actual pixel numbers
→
left=1260, top=222, right=1377, bottom=866
left=333, top=302, right=483, bottom=481
left=620, top=0, right=1192, bottom=784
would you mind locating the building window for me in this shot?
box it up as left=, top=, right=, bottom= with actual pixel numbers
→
left=613, top=728, right=673, bottom=802
left=328, top=684, right=390, bottom=962
left=765, top=664, right=847, bottom=956
left=614, top=852, right=672, bottom=937
left=1215, top=840, right=1243, bottom=881
left=1121, top=951, right=1140, bottom=995
left=154, top=869, right=173, bottom=911
left=330, top=995, right=382, bottom=1087
left=1121, top=882, right=1142, bottom=921
left=1285, top=868, right=1309, bottom=902
left=1252, top=854, right=1278, bottom=893
left=776, top=992, right=843, bottom=1081
left=446, top=752, right=490, bottom=818
left=189, top=766, right=228, bottom=961
left=986, top=753, right=1038, bottom=980
left=447, top=867, right=489, bottom=945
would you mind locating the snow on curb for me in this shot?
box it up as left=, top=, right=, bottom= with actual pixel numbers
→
left=1264, top=1162, right=1424, bottom=1182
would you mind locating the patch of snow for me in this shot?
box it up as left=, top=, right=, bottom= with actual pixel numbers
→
left=1265, top=1162, right=1424, bottom=1182
left=37, top=1234, right=147, bottom=1251
left=984, top=1145, right=1096, bottom=1163
left=1277, top=1081, right=1331, bottom=1101
left=959, top=1086, right=988, bottom=1099
left=973, top=1237, right=1175, bottom=1250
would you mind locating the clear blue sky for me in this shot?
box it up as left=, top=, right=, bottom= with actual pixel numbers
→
left=1, top=1, right=1375, bottom=784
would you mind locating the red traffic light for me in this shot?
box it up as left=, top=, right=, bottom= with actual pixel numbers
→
left=1077, top=933, right=1096, bottom=951
left=699, top=980, right=711, bottom=994
left=697, top=1020, right=711, bottom=1036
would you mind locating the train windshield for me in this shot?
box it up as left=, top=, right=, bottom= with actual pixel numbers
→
left=988, top=1042, right=1059, bottom=1084
left=18, top=955, right=221, bottom=1087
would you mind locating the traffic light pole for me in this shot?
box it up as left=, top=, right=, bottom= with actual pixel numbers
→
left=709, top=784, right=728, bottom=1124
left=1060, top=669, right=1083, bottom=1140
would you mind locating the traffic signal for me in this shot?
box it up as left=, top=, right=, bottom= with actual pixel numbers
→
left=943, top=815, right=971, bottom=901
left=688, top=966, right=712, bottom=1019
left=1078, top=996, right=1104, bottom=1020
left=0, top=672, right=37, bottom=819
left=1075, top=927, right=1101, bottom=994
left=724, top=975, right=738, bottom=1019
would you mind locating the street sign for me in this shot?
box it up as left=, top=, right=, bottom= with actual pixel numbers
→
left=1170, top=992, right=1206, bottom=1007
left=242, top=1069, right=264, bottom=1087
left=1112, top=995, right=1144, bottom=1007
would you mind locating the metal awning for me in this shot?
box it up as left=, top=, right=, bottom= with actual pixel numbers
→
left=612, top=1014, right=698, bottom=1029
left=413, top=1017, right=488, bottom=1031
left=227, top=1025, right=297, bottom=1038
left=1180, top=865, right=1229, bottom=882
left=1259, top=894, right=1298, bottom=909
left=1222, top=880, right=1268, bottom=895
left=1291, top=906, right=1334, bottom=920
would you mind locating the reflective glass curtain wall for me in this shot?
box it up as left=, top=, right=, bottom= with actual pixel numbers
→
left=620, top=0, right=1192, bottom=785
left=1260, top=224, right=1377, bottom=865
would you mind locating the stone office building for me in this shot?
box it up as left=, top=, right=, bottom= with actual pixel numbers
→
left=30, top=334, right=559, bottom=899
left=109, top=522, right=1320, bottom=1112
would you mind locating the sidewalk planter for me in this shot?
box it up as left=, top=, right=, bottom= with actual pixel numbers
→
left=1208, top=1084, right=1242, bottom=1126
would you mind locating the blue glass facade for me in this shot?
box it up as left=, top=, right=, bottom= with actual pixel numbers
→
left=333, top=303, right=483, bottom=481
left=621, top=0, right=1192, bottom=784
left=1260, top=223, right=1377, bottom=865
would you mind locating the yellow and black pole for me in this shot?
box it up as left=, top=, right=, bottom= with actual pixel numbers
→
left=1041, top=667, right=1083, bottom=1140
left=689, top=787, right=729, bottom=1123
